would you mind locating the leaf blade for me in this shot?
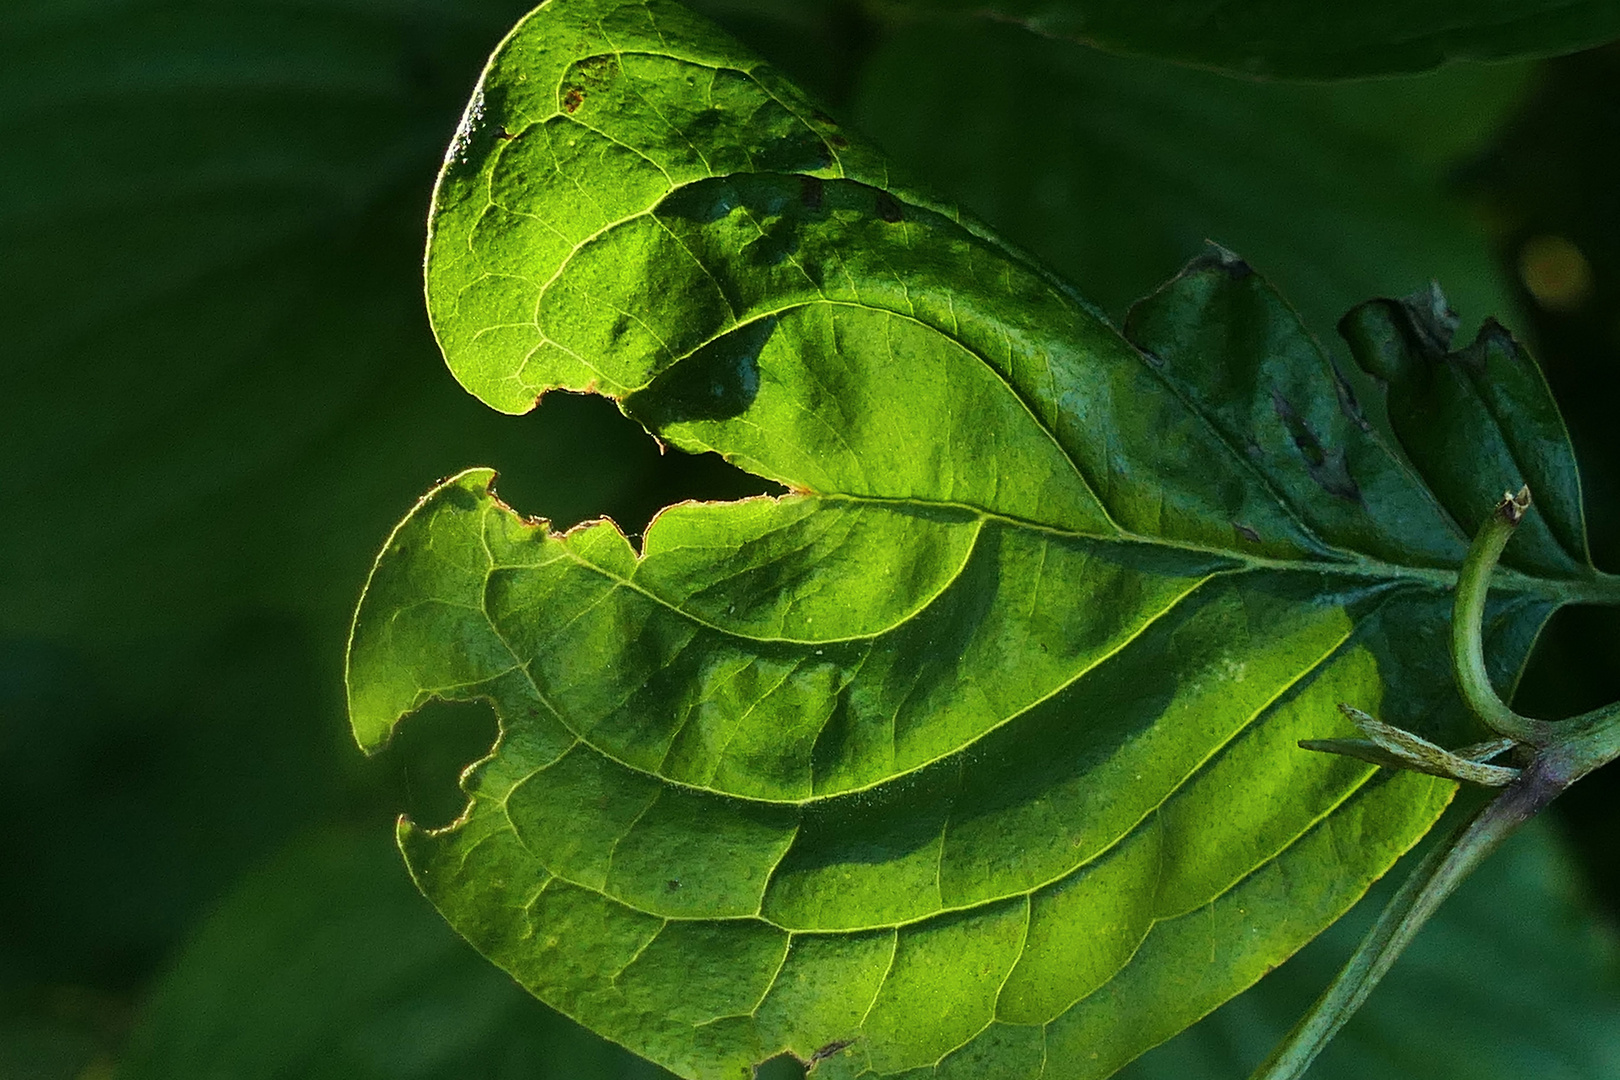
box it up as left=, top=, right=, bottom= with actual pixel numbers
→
left=351, top=2, right=1599, bottom=1076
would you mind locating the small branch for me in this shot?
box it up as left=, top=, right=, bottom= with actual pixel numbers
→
left=1300, top=706, right=1518, bottom=786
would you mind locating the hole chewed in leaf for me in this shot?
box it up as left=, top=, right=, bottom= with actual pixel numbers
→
left=485, top=392, right=781, bottom=542
left=380, top=699, right=499, bottom=832
left=753, top=1052, right=808, bottom=1079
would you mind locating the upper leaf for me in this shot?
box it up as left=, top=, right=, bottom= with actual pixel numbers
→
left=351, top=1, right=1610, bottom=1077
left=0, top=0, right=605, bottom=661
left=881, top=0, right=1620, bottom=79
left=848, top=21, right=1529, bottom=339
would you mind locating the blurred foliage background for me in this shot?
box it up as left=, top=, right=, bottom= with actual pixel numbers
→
left=5, top=1, right=1620, bottom=1077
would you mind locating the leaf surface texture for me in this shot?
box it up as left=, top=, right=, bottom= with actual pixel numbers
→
left=348, top=1, right=1608, bottom=1075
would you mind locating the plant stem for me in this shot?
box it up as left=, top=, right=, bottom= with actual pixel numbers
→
left=1253, top=485, right=1620, bottom=1080
left=1246, top=773, right=1557, bottom=1080
left=1573, top=568, right=1620, bottom=607
left=1450, top=487, right=1554, bottom=746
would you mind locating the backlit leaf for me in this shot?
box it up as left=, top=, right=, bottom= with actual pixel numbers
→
left=348, top=1, right=1614, bottom=1076
left=1121, top=820, right=1620, bottom=1079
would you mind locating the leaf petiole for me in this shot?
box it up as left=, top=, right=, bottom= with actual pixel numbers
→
left=1258, top=487, right=1620, bottom=1080
left=1451, top=487, right=1556, bottom=746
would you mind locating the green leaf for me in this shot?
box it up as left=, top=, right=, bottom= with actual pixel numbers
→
left=880, top=0, right=1620, bottom=79
left=849, top=22, right=1529, bottom=339
left=0, top=0, right=662, bottom=689
left=349, top=1, right=1613, bottom=1076
left=1120, top=820, right=1620, bottom=1079
left=117, top=829, right=675, bottom=1080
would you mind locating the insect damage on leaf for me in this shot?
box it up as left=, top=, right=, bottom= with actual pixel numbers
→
left=349, top=1, right=1606, bottom=1078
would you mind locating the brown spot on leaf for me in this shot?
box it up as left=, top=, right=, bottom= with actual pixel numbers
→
left=828, top=133, right=850, bottom=149
left=1191, top=244, right=1253, bottom=278
left=810, top=1040, right=855, bottom=1065
left=562, top=87, right=584, bottom=113
left=1271, top=390, right=1362, bottom=503
left=1330, top=360, right=1372, bottom=432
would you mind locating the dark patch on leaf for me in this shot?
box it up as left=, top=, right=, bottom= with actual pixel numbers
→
left=1401, top=280, right=1461, bottom=354
left=812, top=138, right=835, bottom=171
left=744, top=216, right=801, bottom=267
left=623, top=317, right=775, bottom=428
left=1330, top=359, right=1373, bottom=432
left=1461, top=317, right=1521, bottom=373
left=800, top=174, right=824, bottom=211
left=658, top=181, right=738, bottom=225
left=827, top=133, right=849, bottom=149
left=1189, top=243, right=1253, bottom=279
left=1233, top=522, right=1262, bottom=544
left=561, top=86, right=584, bottom=113
left=810, top=1038, right=855, bottom=1064
left=874, top=191, right=903, bottom=224
left=1271, top=390, right=1363, bottom=503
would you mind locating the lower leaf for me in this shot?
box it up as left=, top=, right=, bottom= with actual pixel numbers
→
left=348, top=468, right=1550, bottom=1078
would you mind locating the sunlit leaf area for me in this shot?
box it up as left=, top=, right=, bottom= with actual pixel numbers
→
left=6, top=1, right=1620, bottom=1077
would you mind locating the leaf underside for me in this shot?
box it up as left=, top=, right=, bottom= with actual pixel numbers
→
left=885, top=0, right=1620, bottom=79
left=346, top=1, right=1598, bottom=1076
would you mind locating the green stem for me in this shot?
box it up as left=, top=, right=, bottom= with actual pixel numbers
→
left=1576, top=568, right=1620, bottom=607
left=1252, top=485, right=1620, bottom=1080
left=1248, top=772, right=1559, bottom=1080
left=1450, top=488, right=1554, bottom=746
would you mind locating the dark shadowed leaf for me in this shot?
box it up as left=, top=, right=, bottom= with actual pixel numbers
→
left=0, top=0, right=663, bottom=691
left=851, top=22, right=1526, bottom=338
left=116, top=829, right=675, bottom=1080
left=880, top=0, right=1620, bottom=79
left=347, top=1, right=1617, bottom=1077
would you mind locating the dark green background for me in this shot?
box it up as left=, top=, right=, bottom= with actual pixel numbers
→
left=4, top=2, right=1620, bottom=1077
